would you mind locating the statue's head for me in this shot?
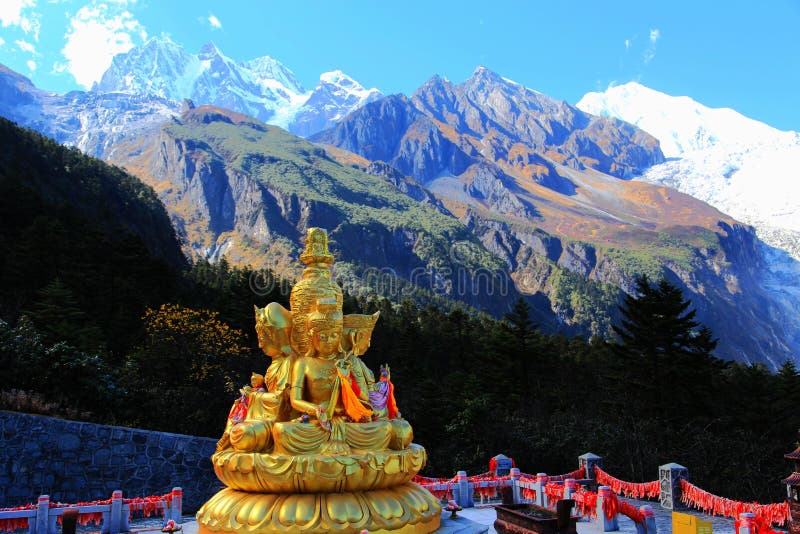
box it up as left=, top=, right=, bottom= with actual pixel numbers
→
left=254, top=302, right=293, bottom=357
left=306, top=298, right=343, bottom=358
left=342, top=312, right=380, bottom=356
left=379, top=364, right=391, bottom=379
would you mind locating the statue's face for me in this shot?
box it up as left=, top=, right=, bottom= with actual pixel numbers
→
left=256, top=327, right=278, bottom=357
left=313, top=328, right=340, bottom=358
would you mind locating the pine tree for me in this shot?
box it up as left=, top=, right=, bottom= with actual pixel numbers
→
left=612, top=275, right=719, bottom=417
left=26, top=278, right=104, bottom=351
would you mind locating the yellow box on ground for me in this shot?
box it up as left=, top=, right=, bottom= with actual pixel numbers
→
left=673, top=511, right=713, bottom=534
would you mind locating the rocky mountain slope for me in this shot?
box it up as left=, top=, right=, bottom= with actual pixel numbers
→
left=1, top=60, right=796, bottom=366
left=105, top=104, right=520, bottom=315
left=313, top=68, right=799, bottom=366
left=95, top=37, right=381, bottom=136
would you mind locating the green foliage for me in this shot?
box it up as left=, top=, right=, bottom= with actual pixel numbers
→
left=600, top=228, right=721, bottom=278
left=120, top=304, right=253, bottom=435
left=0, top=317, right=116, bottom=418
left=0, top=118, right=183, bottom=357
left=550, top=268, right=621, bottom=338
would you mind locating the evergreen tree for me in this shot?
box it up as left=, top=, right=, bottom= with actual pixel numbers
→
left=26, top=278, right=104, bottom=351
left=612, top=275, right=719, bottom=417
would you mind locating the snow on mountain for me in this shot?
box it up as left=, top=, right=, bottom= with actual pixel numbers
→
left=577, top=82, right=800, bottom=365
left=93, top=37, right=380, bottom=136
left=289, top=70, right=382, bottom=137
left=577, top=82, right=800, bottom=258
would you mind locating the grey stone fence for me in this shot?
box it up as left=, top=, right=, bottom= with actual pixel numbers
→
left=0, top=488, right=182, bottom=534
left=0, top=411, right=219, bottom=512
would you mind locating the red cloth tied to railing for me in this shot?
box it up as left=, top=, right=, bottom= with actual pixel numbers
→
left=544, top=482, right=565, bottom=507
left=603, top=491, right=619, bottom=520
left=548, top=467, right=587, bottom=482
left=573, top=490, right=598, bottom=519
left=618, top=499, right=644, bottom=524
left=125, top=494, right=170, bottom=518
left=0, top=503, right=35, bottom=532
left=476, top=485, right=497, bottom=499
left=465, top=472, right=497, bottom=483
left=680, top=479, right=791, bottom=526
left=522, top=487, right=538, bottom=501
left=595, top=466, right=660, bottom=499
left=413, top=474, right=452, bottom=485
left=0, top=491, right=176, bottom=533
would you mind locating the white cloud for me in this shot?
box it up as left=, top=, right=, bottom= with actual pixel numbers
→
left=27, top=59, right=37, bottom=71
left=15, top=39, right=37, bottom=54
left=643, top=28, right=660, bottom=64
left=60, top=1, right=148, bottom=88
left=208, top=14, right=222, bottom=29
left=649, top=28, right=661, bottom=43
left=0, top=0, right=41, bottom=40
left=0, top=37, right=5, bottom=47
left=0, top=0, right=34, bottom=26
left=624, top=38, right=631, bottom=50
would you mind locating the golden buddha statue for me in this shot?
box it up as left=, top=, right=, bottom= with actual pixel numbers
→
left=196, top=228, right=441, bottom=534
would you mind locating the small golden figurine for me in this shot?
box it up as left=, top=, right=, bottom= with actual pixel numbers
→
left=196, top=228, right=441, bottom=534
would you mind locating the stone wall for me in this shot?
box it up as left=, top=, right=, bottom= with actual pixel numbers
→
left=0, top=411, right=219, bottom=512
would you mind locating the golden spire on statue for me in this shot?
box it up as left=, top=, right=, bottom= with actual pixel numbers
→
left=196, top=228, right=441, bottom=534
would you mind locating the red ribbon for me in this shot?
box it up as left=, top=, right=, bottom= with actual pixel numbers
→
left=595, top=466, right=660, bottom=499
left=618, top=499, right=644, bottom=524
left=544, top=483, right=565, bottom=507
left=573, top=490, right=598, bottom=519
left=679, top=479, right=790, bottom=527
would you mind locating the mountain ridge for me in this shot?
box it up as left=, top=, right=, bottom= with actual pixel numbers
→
left=1, top=59, right=797, bottom=367
left=95, top=36, right=381, bottom=137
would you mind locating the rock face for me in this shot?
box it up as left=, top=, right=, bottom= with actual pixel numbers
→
left=108, top=106, right=521, bottom=315
left=313, top=68, right=799, bottom=367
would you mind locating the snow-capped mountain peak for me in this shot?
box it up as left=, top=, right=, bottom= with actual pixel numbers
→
left=577, top=81, right=800, bottom=260
left=244, top=55, right=304, bottom=95
left=91, top=39, right=379, bottom=137
left=577, top=82, right=791, bottom=157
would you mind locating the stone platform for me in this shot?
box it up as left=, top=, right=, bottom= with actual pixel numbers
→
left=180, top=508, right=490, bottom=534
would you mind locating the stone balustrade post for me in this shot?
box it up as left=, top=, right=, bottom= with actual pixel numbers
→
left=510, top=468, right=521, bottom=504
left=579, top=453, right=603, bottom=482
left=738, top=513, right=756, bottom=534
left=563, top=478, right=578, bottom=500
left=534, top=473, right=548, bottom=507
left=658, top=463, right=689, bottom=510
left=596, top=486, right=619, bottom=532
left=452, top=471, right=474, bottom=508
left=120, top=503, right=130, bottom=533
left=640, top=505, right=657, bottom=534
left=170, top=488, right=183, bottom=522
left=109, top=490, right=123, bottom=534
left=563, top=478, right=578, bottom=515
left=35, top=495, right=49, bottom=534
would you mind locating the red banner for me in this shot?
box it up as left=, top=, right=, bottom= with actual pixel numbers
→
left=544, top=482, right=565, bottom=507
left=574, top=490, right=598, bottom=519
left=595, top=466, right=660, bottom=499
left=680, top=479, right=790, bottom=527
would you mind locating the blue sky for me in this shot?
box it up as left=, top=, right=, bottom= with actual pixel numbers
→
left=1, top=0, right=798, bottom=131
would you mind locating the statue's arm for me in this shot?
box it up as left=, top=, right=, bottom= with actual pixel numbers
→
left=289, top=358, right=318, bottom=417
